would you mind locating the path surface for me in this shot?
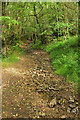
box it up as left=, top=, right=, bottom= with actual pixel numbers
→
left=2, top=42, right=79, bottom=118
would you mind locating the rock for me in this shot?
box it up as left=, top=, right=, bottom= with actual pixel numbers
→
left=41, top=73, right=45, bottom=77
left=75, top=102, right=78, bottom=105
left=69, top=99, right=75, bottom=103
left=39, top=112, right=45, bottom=117
left=32, top=74, right=35, bottom=78
left=33, top=71, right=36, bottom=74
left=43, top=70, right=47, bottom=73
left=61, top=115, right=66, bottom=118
left=34, top=106, right=37, bottom=111
left=72, top=108, right=76, bottom=113
left=41, top=113, right=45, bottom=117
left=50, top=97, right=57, bottom=108
left=69, top=104, right=76, bottom=109
left=53, top=108, right=55, bottom=111
left=49, top=87, right=59, bottom=91
left=40, top=69, right=43, bottom=72
left=37, top=73, right=40, bottom=77
left=69, top=96, right=75, bottom=101
left=72, top=107, right=79, bottom=114
left=69, top=96, right=73, bottom=100
left=67, top=107, right=71, bottom=113
left=62, top=105, right=65, bottom=109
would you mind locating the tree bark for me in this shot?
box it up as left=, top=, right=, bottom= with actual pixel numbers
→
left=33, top=3, right=44, bottom=44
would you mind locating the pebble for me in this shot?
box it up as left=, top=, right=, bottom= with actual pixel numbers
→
left=32, top=75, right=35, bottom=78
left=40, top=69, right=43, bottom=72
left=69, top=99, right=75, bottom=103
left=69, top=96, right=73, bottom=100
left=33, top=71, right=36, bottom=74
left=39, top=112, right=45, bottom=117
left=50, top=97, right=57, bottom=108
left=61, top=115, right=66, bottom=118
left=75, top=102, right=78, bottom=105
left=69, top=104, right=76, bottom=108
left=67, top=107, right=71, bottom=113
left=72, top=107, right=79, bottom=114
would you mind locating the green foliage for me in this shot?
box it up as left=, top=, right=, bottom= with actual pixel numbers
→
left=2, top=2, right=78, bottom=47
left=31, top=40, right=42, bottom=49
left=12, top=44, right=24, bottom=55
left=46, top=36, right=78, bottom=52
left=0, top=16, right=18, bottom=24
left=1, top=16, right=19, bottom=47
left=2, top=53, right=19, bottom=67
left=2, top=44, right=24, bottom=67
left=45, top=36, right=79, bottom=84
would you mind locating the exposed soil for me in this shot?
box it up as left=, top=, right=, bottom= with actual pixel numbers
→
left=2, top=41, right=79, bottom=118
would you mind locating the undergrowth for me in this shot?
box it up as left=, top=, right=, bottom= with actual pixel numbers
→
left=2, top=44, right=24, bottom=67
left=2, top=53, right=19, bottom=67
left=31, top=40, right=42, bottom=50
left=44, top=36, right=79, bottom=85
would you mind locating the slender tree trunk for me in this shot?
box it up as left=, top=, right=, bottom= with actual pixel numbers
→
left=33, top=3, right=43, bottom=44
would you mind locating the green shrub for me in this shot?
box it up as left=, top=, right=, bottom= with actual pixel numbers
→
left=12, top=44, right=24, bottom=55
left=31, top=40, right=42, bottom=49
left=45, top=36, right=79, bottom=84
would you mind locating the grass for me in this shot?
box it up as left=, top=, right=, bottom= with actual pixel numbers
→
left=2, top=53, right=19, bottom=67
left=44, top=36, right=79, bottom=84
left=2, top=45, right=24, bottom=67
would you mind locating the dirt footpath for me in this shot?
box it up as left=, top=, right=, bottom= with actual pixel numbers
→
left=2, top=42, right=79, bottom=118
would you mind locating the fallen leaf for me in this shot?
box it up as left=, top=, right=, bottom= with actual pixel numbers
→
left=16, top=114, right=18, bottom=116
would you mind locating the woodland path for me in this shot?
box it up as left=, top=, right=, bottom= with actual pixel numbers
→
left=2, top=41, right=79, bottom=118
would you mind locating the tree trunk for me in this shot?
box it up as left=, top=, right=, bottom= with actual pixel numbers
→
left=33, top=3, right=44, bottom=44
